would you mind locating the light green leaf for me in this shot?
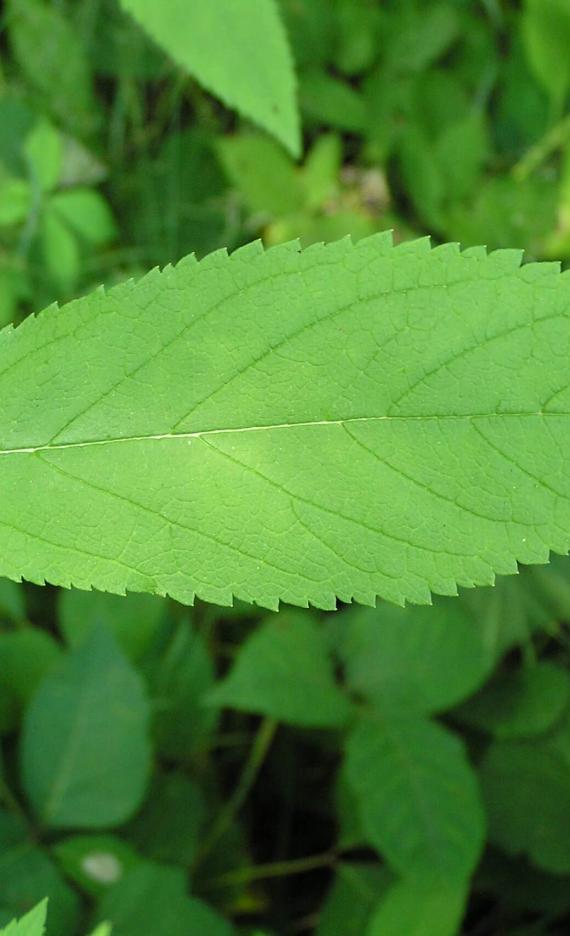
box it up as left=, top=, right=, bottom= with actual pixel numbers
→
left=88, top=925, right=112, bottom=936
left=0, top=901, right=47, bottom=936
left=20, top=627, right=151, bottom=828
left=1, top=235, right=570, bottom=608
left=24, top=120, right=62, bottom=193
left=345, top=711, right=485, bottom=879
left=120, top=0, right=299, bottom=156
left=50, top=190, right=116, bottom=247
left=0, top=177, right=31, bottom=227
left=207, top=612, right=351, bottom=727
left=6, top=0, right=98, bottom=137
left=523, top=0, right=570, bottom=111
left=339, top=599, right=491, bottom=714
left=366, top=873, right=468, bottom=936
left=216, top=133, right=304, bottom=217
left=40, top=205, right=80, bottom=293
left=455, top=662, right=570, bottom=738
left=480, top=741, right=570, bottom=874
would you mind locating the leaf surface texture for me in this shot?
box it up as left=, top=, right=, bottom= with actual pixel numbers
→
left=1, top=233, right=570, bottom=608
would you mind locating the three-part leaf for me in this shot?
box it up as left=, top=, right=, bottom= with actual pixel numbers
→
left=1, top=234, right=570, bottom=609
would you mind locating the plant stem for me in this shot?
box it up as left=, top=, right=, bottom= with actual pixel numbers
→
left=513, top=114, right=570, bottom=181
left=195, top=716, right=277, bottom=864
left=205, top=850, right=336, bottom=890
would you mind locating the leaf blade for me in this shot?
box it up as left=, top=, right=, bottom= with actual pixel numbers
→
left=1, top=235, right=570, bottom=608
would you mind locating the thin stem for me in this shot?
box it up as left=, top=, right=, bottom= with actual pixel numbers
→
left=513, top=114, right=570, bottom=181
left=195, top=716, right=277, bottom=864
left=205, top=850, right=336, bottom=890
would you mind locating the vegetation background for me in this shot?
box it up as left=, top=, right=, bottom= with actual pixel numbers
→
left=1, top=0, right=570, bottom=933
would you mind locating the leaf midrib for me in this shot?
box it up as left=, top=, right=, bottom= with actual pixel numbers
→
left=0, top=410, right=564, bottom=457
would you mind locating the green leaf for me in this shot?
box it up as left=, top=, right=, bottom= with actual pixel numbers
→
left=52, top=834, right=140, bottom=898
left=366, top=873, right=468, bottom=936
left=345, top=711, right=485, bottom=879
left=0, top=579, right=25, bottom=622
left=522, top=0, right=570, bottom=111
left=126, top=772, right=205, bottom=866
left=0, top=812, right=80, bottom=936
left=317, top=863, right=393, bottom=936
left=96, top=863, right=233, bottom=936
left=0, top=627, right=61, bottom=713
left=0, top=901, right=47, bottom=936
left=455, top=662, right=570, bottom=738
left=6, top=0, right=98, bottom=138
left=479, top=741, right=570, bottom=874
left=339, top=599, right=491, bottom=714
left=207, top=612, right=351, bottom=727
left=120, top=0, right=299, bottom=156
left=24, top=120, right=62, bottom=193
left=149, top=621, right=217, bottom=759
left=2, top=234, right=570, bottom=608
left=20, top=627, right=151, bottom=828
left=58, top=588, right=166, bottom=662
left=50, top=190, right=117, bottom=247
left=216, top=132, right=304, bottom=217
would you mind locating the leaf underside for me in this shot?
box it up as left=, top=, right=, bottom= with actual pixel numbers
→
left=1, top=232, right=570, bottom=610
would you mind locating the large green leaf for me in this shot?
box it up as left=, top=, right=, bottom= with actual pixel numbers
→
left=120, top=0, right=299, bottom=156
left=1, top=234, right=570, bottom=609
left=20, top=628, right=151, bottom=828
left=345, top=711, right=485, bottom=879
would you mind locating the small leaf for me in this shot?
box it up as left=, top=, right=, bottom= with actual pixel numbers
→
left=455, top=662, right=570, bottom=738
left=479, top=741, right=570, bottom=874
left=20, top=627, right=151, bottom=828
left=339, top=599, right=491, bottom=714
left=53, top=834, right=140, bottom=898
left=345, top=711, right=485, bottom=879
left=366, top=873, right=468, bottom=936
left=207, top=613, right=351, bottom=727
left=58, top=589, right=166, bottom=662
left=120, top=0, right=299, bottom=155
left=149, top=621, right=217, bottom=759
left=0, top=900, right=47, bottom=936
left=126, top=772, right=205, bottom=866
left=96, top=863, right=233, bottom=936
left=0, top=813, right=80, bottom=936
left=317, top=863, right=393, bottom=936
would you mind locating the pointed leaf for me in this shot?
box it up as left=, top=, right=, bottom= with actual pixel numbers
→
left=0, top=901, right=47, bottom=936
left=120, top=0, right=299, bottom=155
left=1, top=236, right=570, bottom=608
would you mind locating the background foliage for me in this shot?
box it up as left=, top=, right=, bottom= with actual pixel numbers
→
left=1, top=0, right=570, bottom=933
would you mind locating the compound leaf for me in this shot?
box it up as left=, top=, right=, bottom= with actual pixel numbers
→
left=1, top=234, right=570, bottom=609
